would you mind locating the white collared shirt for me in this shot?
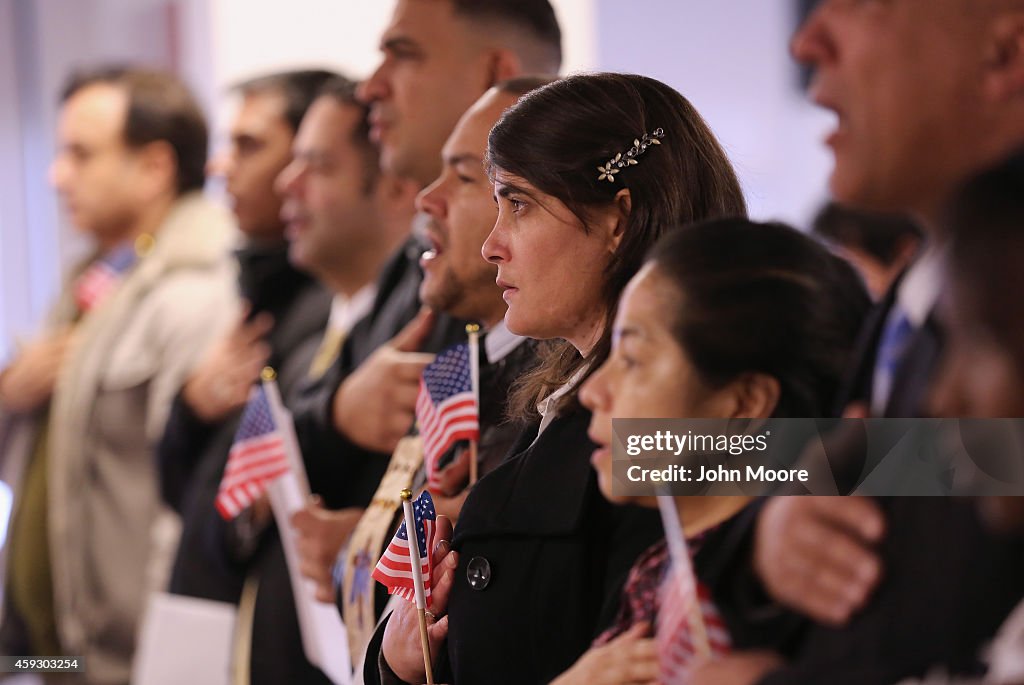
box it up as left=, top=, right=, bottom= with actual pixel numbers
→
left=484, top=319, right=524, bottom=364
left=327, top=283, right=377, bottom=337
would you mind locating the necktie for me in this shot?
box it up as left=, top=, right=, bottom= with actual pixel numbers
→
left=308, top=326, right=346, bottom=380
left=872, top=304, right=916, bottom=415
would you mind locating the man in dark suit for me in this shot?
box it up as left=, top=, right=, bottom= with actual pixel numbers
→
left=159, top=70, right=336, bottom=599
left=694, top=1, right=1024, bottom=683
left=161, top=75, right=420, bottom=685
left=292, top=77, right=555, bottom=674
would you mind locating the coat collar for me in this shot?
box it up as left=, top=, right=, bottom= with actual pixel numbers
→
left=453, top=407, right=598, bottom=541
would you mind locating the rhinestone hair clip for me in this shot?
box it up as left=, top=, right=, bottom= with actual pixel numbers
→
left=597, top=128, right=666, bottom=182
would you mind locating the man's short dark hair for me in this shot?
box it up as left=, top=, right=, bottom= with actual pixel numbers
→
left=233, top=69, right=338, bottom=133
left=61, top=65, right=208, bottom=195
left=453, top=0, right=562, bottom=72
left=812, top=202, right=922, bottom=265
left=495, top=75, right=559, bottom=98
left=315, top=76, right=380, bottom=193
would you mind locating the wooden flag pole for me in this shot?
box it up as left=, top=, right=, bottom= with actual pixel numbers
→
left=466, top=324, right=481, bottom=486
left=656, top=492, right=712, bottom=660
left=400, top=489, right=435, bottom=685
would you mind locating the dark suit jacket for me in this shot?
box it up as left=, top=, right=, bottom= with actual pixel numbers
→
left=243, top=239, right=466, bottom=685
left=290, top=238, right=469, bottom=511
left=758, top=498, right=1024, bottom=685
left=163, top=245, right=331, bottom=603
left=442, top=408, right=663, bottom=684
left=158, top=245, right=331, bottom=515
left=832, top=272, right=944, bottom=418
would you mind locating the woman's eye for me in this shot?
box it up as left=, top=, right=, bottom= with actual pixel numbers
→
left=618, top=353, right=639, bottom=370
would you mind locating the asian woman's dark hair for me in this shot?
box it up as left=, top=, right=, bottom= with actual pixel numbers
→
left=487, top=72, right=748, bottom=419
left=647, top=219, right=871, bottom=417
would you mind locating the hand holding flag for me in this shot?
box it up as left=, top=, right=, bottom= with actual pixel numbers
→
left=372, top=490, right=438, bottom=606
left=215, top=379, right=290, bottom=520
left=417, top=342, right=480, bottom=492
left=373, top=490, right=439, bottom=684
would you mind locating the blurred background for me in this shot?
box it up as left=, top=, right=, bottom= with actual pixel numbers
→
left=0, top=0, right=836, bottom=372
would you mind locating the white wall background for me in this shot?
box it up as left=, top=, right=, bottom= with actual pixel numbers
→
left=595, top=0, right=834, bottom=226
left=0, top=0, right=833, bottom=358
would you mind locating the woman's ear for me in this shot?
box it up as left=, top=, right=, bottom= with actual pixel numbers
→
left=606, top=188, right=632, bottom=253
left=723, top=373, right=780, bottom=420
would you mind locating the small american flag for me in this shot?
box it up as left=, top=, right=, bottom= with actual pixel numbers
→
left=215, top=385, right=290, bottom=520
left=657, top=555, right=731, bottom=683
left=74, top=243, right=138, bottom=313
left=416, top=343, right=479, bottom=491
left=371, top=491, right=437, bottom=607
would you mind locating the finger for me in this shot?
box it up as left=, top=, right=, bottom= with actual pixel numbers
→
left=429, top=552, right=459, bottom=614
left=238, top=312, right=275, bottom=343
left=387, top=411, right=417, bottom=441
left=429, top=614, right=449, bottom=642
left=812, top=496, right=885, bottom=543
left=624, top=652, right=660, bottom=682
left=435, top=515, right=454, bottom=546
left=436, top=453, right=471, bottom=494
left=620, top=621, right=652, bottom=640
left=291, top=508, right=313, bottom=531
left=390, top=382, right=423, bottom=412
left=390, top=308, right=436, bottom=353
left=791, top=515, right=881, bottom=587
left=392, top=355, right=436, bottom=383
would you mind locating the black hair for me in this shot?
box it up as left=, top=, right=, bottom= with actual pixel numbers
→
left=487, top=72, right=748, bottom=418
left=233, top=69, right=338, bottom=133
left=648, top=219, right=871, bottom=417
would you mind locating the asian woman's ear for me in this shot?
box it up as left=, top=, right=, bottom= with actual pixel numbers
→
left=723, top=373, right=780, bottom=420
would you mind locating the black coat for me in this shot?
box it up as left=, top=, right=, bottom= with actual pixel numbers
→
left=442, top=408, right=662, bottom=683
left=344, top=335, right=540, bottom=626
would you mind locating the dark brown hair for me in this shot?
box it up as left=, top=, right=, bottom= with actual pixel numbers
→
left=233, top=69, right=338, bottom=133
left=316, top=76, right=380, bottom=193
left=648, top=219, right=871, bottom=417
left=62, top=65, right=208, bottom=194
left=812, top=202, right=922, bottom=266
left=452, top=0, right=562, bottom=72
left=487, top=72, right=748, bottom=419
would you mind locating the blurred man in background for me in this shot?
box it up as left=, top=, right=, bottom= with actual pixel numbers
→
left=0, top=66, right=236, bottom=685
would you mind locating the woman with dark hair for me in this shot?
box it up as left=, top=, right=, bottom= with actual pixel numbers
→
left=556, top=218, right=870, bottom=684
left=375, top=73, right=747, bottom=684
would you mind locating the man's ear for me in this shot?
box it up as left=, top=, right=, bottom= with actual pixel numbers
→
left=984, top=11, right=1024, bottom=102
left=375, top=173, right=419, bottom=220
left=486, top=49, right=522, bottom=88
left=136, top=140, right=178, bottom=198
left=607, top=188, right=632, bottom=253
